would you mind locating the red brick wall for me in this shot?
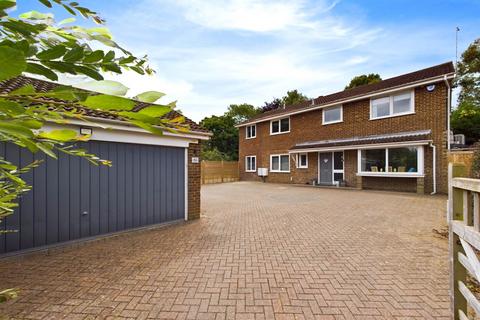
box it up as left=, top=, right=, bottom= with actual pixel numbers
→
left=239, top=81, right=449, bottom=193
left=188, top=143, right=201, bottom=219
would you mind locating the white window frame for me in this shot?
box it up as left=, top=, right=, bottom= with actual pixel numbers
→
left=270, top=154, right=290, bottom=173
left=356, top=146, right=424, bottom=177
left=296, top=153, right=308, bottom=169
left=322, top=105, right=343, bottom=125
left=333, top=151, right=344, bottom=182
left=245, top=155, right=256, bottom=172
left=246, top=124, right=256, bottom=139
left=270, top=117, right=290, bottom=135
left=370, top=90, right=415, bottom=120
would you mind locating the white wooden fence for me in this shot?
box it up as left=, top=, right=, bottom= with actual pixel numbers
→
left=449, top=163, right=480, bottom=319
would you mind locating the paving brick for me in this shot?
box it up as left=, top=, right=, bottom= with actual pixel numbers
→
left=0, top=182, right=449, bottom=319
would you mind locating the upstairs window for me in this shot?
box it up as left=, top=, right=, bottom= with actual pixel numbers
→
left=245, top=156, right=256, bottom=172
left=323, top=105, right=343, bottom=125
left=270, top=117, right=290, bottom=135
left=246, top=125, right=256, bottom=139
left=370, top=91, right=414, bottom=120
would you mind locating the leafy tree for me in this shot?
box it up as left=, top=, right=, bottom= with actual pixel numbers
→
left=451, top=100, right=480, bottom=144
left=0, top=0, right=186, bottom=302
left=452, top=38, right=480, bottom=144
left=345, top=73, right=382, bottom=90
left=225, top=103, right=261, bottom=124
left=261, top=97, right=282, bottom=112
left=261, top=90, right=309, bottom=112
left=201, top=104, right=260, bottom=161
left=282, top=89, right=308, bottom=106
left=455, top=38, right=480, bottom=106
left=200, top=115, right=237, bottom=160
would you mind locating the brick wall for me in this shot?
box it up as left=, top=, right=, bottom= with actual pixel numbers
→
left=188, top=142, right=201, bottom=220
left=239, top=81, right=450, bottom=193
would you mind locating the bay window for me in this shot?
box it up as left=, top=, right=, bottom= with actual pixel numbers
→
left=388, top=147, right=418, bottom=173
left=271, top=117, right=290, bottom=135
left=271, top=154, right=290, bottom=172
left=370, top=91, right=414, bottom=119
left=245, top=155, right=256, bottom=172
left=358, top=146, right=423, bottom=176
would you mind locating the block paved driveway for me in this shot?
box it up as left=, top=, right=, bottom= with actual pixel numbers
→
left=0, top=182, right=450, bottom=319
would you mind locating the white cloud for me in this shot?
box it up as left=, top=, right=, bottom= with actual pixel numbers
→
left=170, top=0, right=338, bottom=33
left=93, top=0, right=470, bottom=122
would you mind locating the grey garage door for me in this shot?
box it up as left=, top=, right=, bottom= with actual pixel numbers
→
left=0, top=141, right=186, bottom=255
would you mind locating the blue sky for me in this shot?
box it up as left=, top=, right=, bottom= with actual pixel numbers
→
left=20, top=0, right=480, bottom=121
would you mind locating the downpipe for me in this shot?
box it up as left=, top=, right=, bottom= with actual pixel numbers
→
left=430, top=143, right=436, bottom=195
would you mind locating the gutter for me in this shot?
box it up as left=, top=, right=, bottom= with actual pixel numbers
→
left=237, top=73, right=456, bottom=127
left=288, top=140, right=432, bottom=154
left=430, top=143, right=437, bottom=195
left=63, top=116, right=212, bottom=141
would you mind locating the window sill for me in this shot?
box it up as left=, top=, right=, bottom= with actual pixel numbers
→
left=245, top=136, right=256, bottom=140
left=245, top=170, right=256, bottom=173
left=296, top=167, right=308, bottom=169
left=357, top=172, right=424, bottom=178
left=270, top=131, right=290, bottom=136
left=369, top=111, right=415, bottom=121
left=270, top=170, right=290, bottom=173
left=322, top=120, right=343, bottom=126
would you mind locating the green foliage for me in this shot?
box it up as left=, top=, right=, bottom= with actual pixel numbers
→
left=345, top=73, right=382, bottom=90
left=455, top=38, right=480, bottom=106
left=262, top=89, right=309, bottom=112
left=282, top=89, right=308, bottom=106
left=200, top=115, right=238, bottom=161
left=201, top=147, right=228, bottom=161
left=0, top=288, right=17, bottom=303
left=201, top=104, right=261, bottom=161
left=452, top=38, right=480, bottom=145
left=225, top=104, right=261, bottom=124
left=0, top=2, right=188, bottom=304
left=451, top=100, right=480, bottom=145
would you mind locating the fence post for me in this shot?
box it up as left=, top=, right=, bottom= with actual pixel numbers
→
left=449, top=163, right=467, bottom=221
left=221, top=160, right=224, bottom=183
left=449, top=163, right=468, bottom=320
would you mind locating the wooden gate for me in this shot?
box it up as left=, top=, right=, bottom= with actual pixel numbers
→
left=449, top=163, right=480, bottom=319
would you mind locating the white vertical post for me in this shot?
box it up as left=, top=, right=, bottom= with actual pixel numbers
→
left=184, top=148, right=188, bottom=221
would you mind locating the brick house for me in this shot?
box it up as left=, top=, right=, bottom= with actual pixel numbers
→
left=237, top=62, right=455, bottom=194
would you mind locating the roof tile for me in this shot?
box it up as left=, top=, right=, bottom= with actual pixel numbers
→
left=0, top=76, right=210, bottom=134
left=244, top=61, right=455, bottom=124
